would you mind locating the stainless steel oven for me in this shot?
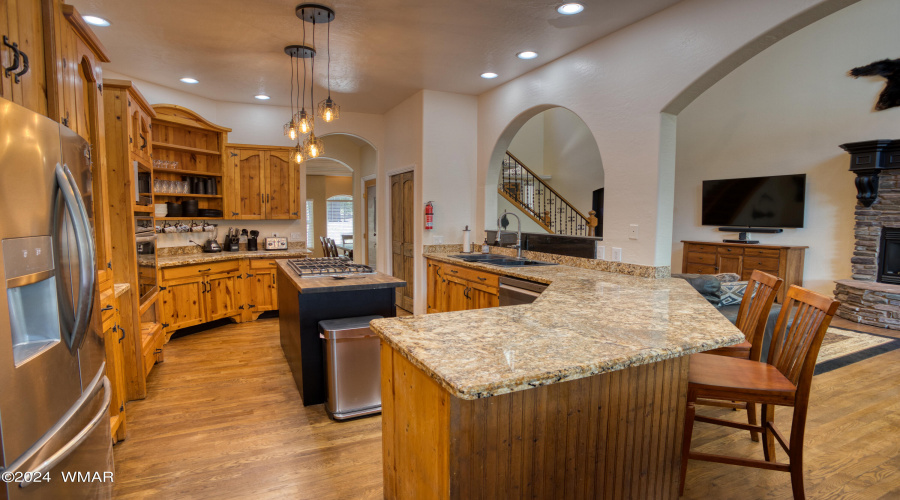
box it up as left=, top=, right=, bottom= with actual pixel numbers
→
left=135, top=216, right=157, bottom=303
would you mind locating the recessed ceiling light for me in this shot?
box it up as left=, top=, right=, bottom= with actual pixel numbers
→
left=481, top=72, right=498, bottom=79
left=180, top=77, right=199, bottom=84
left=517, top=51, right=538, bottom=60
left=254, top=94, right=270, bottom=100
left=557, top=3, right=584, bottom=15
left=82, top=15, right=110, bottom=27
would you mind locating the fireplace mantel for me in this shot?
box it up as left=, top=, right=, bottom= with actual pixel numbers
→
left=840, top=139, right=900, bottom=207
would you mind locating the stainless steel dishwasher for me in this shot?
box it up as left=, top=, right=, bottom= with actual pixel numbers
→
left=320, top=315, right=384, bottom=421
left=498, top=276, right=548, bottom=306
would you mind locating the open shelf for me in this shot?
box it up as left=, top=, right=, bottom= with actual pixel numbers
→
left=152, top=167, right=222, bottom=178
left=152, top=193, right=223, bottom=199
left=152, top=142, right=220, bottom=156
left=136, top=162, right=152, bottom=173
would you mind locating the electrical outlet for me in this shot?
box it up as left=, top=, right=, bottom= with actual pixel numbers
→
left=433, top=235, right=444, bottom=244
left=612, top=247, right=622, bottom=262
left=290, top=233, right=302, bottom=241
left=596, top=244, right=605, bottom=260
left=629, top=224, right=639, bottom=240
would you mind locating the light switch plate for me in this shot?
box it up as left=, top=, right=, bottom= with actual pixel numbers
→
left=612, top=247, right=622, bottom=262
left=596, top=244, right=605, bottom=260
left=629, top=224, right=639, bottom=240
left=290, top=233, right=302, bottom=241
left=434, top=235, right=444, bottom=244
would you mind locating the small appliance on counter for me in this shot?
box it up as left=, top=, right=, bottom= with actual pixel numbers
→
left=202, top=226, right=221, bottom=253
left=248, top=230, right=259, bottom=251
left=265, top=236, right=288, bottom=251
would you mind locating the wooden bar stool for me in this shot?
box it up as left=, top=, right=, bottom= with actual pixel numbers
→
left=679, top=285, right=840, bottom=499
left=699, top=270, right=783, bottom=441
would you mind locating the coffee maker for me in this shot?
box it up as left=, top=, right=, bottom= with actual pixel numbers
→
left=248, top=230, right=259, bottom=251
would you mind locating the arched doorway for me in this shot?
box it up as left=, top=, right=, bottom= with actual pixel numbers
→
left=485, top=106, right=604, bottom=240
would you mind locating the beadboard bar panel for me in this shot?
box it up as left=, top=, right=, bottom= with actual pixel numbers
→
left=382, top=343, right=690, bottom=499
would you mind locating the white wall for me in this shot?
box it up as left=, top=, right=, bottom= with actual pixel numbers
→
left=476, top=0, right=860, bottom=267
left=673, top=0, right=900, bottom=295
left=508, top=114, right=544, bottom=174
left=542, top=108, right=604, bottom=216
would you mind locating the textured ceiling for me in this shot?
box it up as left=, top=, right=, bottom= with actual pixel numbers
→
left=70, top=0, right=681, bottom=114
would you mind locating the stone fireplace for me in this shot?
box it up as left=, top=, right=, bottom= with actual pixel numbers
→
left=834, top=139, right=900, bottom=329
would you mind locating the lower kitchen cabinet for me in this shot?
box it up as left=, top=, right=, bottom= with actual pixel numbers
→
left=426, top=258, right=499, bottom=313
left=103, top=295, right=128, bottom=443
left=159, top=257, right=294, bottom=333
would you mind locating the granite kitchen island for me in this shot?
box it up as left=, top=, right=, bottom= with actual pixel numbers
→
left=370, top=254, right=744, bottom=500
left=276, top=260, right=405, bottom=406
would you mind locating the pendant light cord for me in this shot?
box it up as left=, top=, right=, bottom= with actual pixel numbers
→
left=327, top=20, right=331, bottom=99
left=301, top=12, right=307, bottom=111
left=310, top=19, right=316, bottom=111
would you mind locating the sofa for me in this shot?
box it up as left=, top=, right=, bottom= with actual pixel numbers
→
left=674, top=273, right=781, bottom=362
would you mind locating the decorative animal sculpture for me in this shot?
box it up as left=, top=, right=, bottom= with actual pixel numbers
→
left=849, top=58, right=900, bottom=111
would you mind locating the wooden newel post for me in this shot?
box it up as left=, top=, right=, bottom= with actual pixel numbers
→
left=587, top=210, right=598, bottom=232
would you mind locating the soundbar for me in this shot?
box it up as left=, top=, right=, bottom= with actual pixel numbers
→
left=718, top=227, right=783, bottom=245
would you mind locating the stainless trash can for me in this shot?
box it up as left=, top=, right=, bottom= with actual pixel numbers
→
left=319, top=315, right=383, bottom=421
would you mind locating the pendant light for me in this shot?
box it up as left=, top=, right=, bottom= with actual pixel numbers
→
left=317, top=15, right=340, bottom=123
left=303, top=12, right=324, bottom=159
left=293, top=141, right=305, bottom=164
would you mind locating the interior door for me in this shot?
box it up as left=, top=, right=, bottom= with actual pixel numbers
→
left=391, top=171, right=414, bottom=312
left=265, top=150, right=293, bottom=219
left=237, top=149, right=265, bottom=219
left=364, top=179, right=376, bottom=268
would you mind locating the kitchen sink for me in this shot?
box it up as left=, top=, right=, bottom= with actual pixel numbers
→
left=450, top=254, right=555, bottom=267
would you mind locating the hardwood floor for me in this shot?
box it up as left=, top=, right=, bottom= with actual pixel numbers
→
left=112, top=318, right=383, bottom=499
left=113, top=317, right=900, bottom=499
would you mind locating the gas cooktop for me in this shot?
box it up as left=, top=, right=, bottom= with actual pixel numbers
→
left=286, top=258, right=376, bottom=278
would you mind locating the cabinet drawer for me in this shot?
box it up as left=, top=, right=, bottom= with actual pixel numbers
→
left=442, top=263, right=500, bottom=288
left=717, top=246, right=744, bottom=255
left=684, top=263, right=717, bottom=275
left=249, top=258, right=280, bottom=270
left=686, top=243, right=717, bottom=254
left=687, top=252, right=716, bottom=265
left=161, top=260, right=241, bottom=281
left=745, top=248, right=780, bottom=258
left=742, top=256, right=780, bottom=272
left=99, top=285, right=116, bottom=329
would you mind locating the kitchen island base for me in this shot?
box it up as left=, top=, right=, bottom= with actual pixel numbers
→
left=381, top=344, right=690, bottom=500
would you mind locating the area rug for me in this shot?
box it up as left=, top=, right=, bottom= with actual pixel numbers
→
left=814, top=326, right=900, bottom=375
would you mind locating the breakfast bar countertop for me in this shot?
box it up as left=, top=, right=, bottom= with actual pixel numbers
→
left=370, top=252, right=744, bottom=400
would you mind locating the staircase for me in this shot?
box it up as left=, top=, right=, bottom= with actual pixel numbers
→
left=499, top=151, right=593, bottom=236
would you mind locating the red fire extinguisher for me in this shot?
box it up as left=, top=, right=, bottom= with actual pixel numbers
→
left=425, top=201, right=434, bottom=230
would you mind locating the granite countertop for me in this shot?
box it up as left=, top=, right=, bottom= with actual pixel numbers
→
left=276, top=260, right=406, bottom=294
left=369, top=252, right=744, bottom=400
left=156, top=248, right=312, bottom=268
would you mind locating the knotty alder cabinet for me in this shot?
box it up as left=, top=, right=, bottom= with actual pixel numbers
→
left=681, top=241, right=807, bottom=303
left=225, top=145, right=303, bottom=220
left=159, top=258, right=283, bottom=333
left=426, top=259, right=500, bottom=313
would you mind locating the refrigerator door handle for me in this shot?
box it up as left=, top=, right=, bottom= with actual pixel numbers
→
left=55, top=162, right=97, bottom=352
left=0, top=365, right=109, bottom=482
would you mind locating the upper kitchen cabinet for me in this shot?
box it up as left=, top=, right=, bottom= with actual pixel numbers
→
left=0, top=0, right=48, bottom=114
left=151, top=104, right=230, bottom=220
left=225, top=144, right=301, bottom=220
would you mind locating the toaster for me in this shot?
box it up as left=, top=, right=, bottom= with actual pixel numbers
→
left=264, top=237, right=288, bottom=251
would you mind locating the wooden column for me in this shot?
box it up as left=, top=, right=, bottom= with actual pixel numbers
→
left=381, top=344, right=690, bottom=499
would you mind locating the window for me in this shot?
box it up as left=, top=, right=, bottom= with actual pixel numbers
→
left=326, top=195, right=353, bottom=243
left=306, top=200, right=314, bottom=248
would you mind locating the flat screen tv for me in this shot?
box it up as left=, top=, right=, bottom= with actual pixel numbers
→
left=701, top=174, right=806, bottom=228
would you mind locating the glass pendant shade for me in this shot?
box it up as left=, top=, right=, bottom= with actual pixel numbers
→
left=297, top=109, right=313, bottom=134
left=284, top=119, right=298, bottom=141
left=318, top=96, right=340, bottom=123
left=293, top=145, right=305, bottom=164
left=304, top=133, right=324, bottom=159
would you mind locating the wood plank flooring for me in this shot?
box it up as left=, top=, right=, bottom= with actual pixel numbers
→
left=113, top=317, right=900, bottom=499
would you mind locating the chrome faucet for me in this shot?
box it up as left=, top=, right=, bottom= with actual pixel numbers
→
left=496, top=211, right=523, bottom=258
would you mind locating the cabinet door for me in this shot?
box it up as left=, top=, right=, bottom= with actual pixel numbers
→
left=236, top=149, right=265, bottom=219
left=467, top=283, right=499, bottom=310
left=716, top=254, right=743, bottom=275
left=444, top=276, right=470, bottom=313
left=426, top=260, right=444, bottom=313
left=104, top=321, right=127, bottom=442
left=247, top=270, right=277, bottom=314
left=159, top=277, right=205, bottom=330
left=265, top=150, right=293, bottom=219
left=205, top=271, right=242, bottom=321
left=0, top=0, right=48, bottom=115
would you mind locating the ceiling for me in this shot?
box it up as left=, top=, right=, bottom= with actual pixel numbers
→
left=306, top=159, right=352, bottom=176
left=70, top=0, right=681, bottom=114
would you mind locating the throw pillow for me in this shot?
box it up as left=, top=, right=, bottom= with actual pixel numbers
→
left=719, top=281, right=748, bottom=306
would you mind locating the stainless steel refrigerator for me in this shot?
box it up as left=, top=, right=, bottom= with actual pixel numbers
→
left=0, top=100, right=113, bottom=498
